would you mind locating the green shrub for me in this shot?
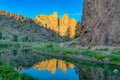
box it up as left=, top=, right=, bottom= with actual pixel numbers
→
left=0, top=32, right=2, bottom=40
left=96, top=48, right=109, bottom=51
left=0, top=62, right=36, bottom=80
left=20, top=74, right=35, bottom=80
left=12, top=34, right=18, bottom=42
left=45, top=44, right=53, bottom=48
left=0, top=63, right=21, bottom=80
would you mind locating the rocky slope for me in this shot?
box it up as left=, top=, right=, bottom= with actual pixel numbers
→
left=35, top=12, right=77, bottom=38
left=0, top=10, right=65, bottom=42
left=79, top=0, right=120, bottom=46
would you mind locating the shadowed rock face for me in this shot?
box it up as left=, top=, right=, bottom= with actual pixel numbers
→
left=79, top=0, right=120, bottom=46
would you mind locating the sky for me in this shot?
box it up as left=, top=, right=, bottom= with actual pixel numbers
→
left=0, top=0, right=84, bottom=21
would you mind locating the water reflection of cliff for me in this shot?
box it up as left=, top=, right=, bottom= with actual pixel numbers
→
left=33, top=59, right=75, bottom=74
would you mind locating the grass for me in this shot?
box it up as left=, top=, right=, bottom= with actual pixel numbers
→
left=0, top=41, right=32, bottom=48
left=33, top=42, right=120, bottom=64
left=0, top=41, right=120, bottom=65
left=0, top=40, right=120, bottom=64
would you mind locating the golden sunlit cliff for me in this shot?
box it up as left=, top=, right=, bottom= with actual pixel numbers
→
left=33, top=59, right=75, bottom=74
left=34, top=12, right=77, bottom=38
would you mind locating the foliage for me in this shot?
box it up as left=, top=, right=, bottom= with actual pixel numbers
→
left=20, top=74, right=35, bottom=80
left=0, top=31, right=2, bottom=39
left=0, top=62, right=35, bottom=80
left=22, top=36, right=29, bottom=42
left=95, top=48, right=109, bottom=51
left=12, top=34, right=18, bottom=42
left=0, top=62, right=21, bottom=80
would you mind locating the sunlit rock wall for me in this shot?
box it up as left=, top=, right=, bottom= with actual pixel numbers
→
left=35, top=12, right=77, bottom=38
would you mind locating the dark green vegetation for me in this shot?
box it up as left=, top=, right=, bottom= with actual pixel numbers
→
left=0, top=62, right=35, bottom=80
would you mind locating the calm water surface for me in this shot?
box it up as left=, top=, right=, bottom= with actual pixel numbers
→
left=0, top=48, right=120, bottom=80
left=20, top=67, right=79, bottom=80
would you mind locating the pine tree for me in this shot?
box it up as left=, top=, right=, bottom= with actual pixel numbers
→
left=0, top=32, right=2, bottom=40
left=13, top=34, right=18, bottom=42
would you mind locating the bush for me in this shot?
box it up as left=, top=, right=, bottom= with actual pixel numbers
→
left=0, top=63, right=21, bottom=80
left=45, top=44, right=53, bottom=48
left=0, top=32, right=2, bottom=40
left=20, top=74, right=35, bottom=80
left=13, top=34, right=18, bottom=42
left=0, top=62, right=36, bottom=80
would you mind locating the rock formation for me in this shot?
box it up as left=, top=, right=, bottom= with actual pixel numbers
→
left=79, top=0, right=120, bottom=46
left=59, top=14, right=77, bottom=38
left=35, top=12, right=59, bottom=33
left=35, top=12, right=77, bottom=38
left=33, top=59, right=75, bottom=74
left=0, top=10, right=65, bottom=42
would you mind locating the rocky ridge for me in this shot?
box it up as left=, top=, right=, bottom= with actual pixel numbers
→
left=0, top=10, right=65, bottom=42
